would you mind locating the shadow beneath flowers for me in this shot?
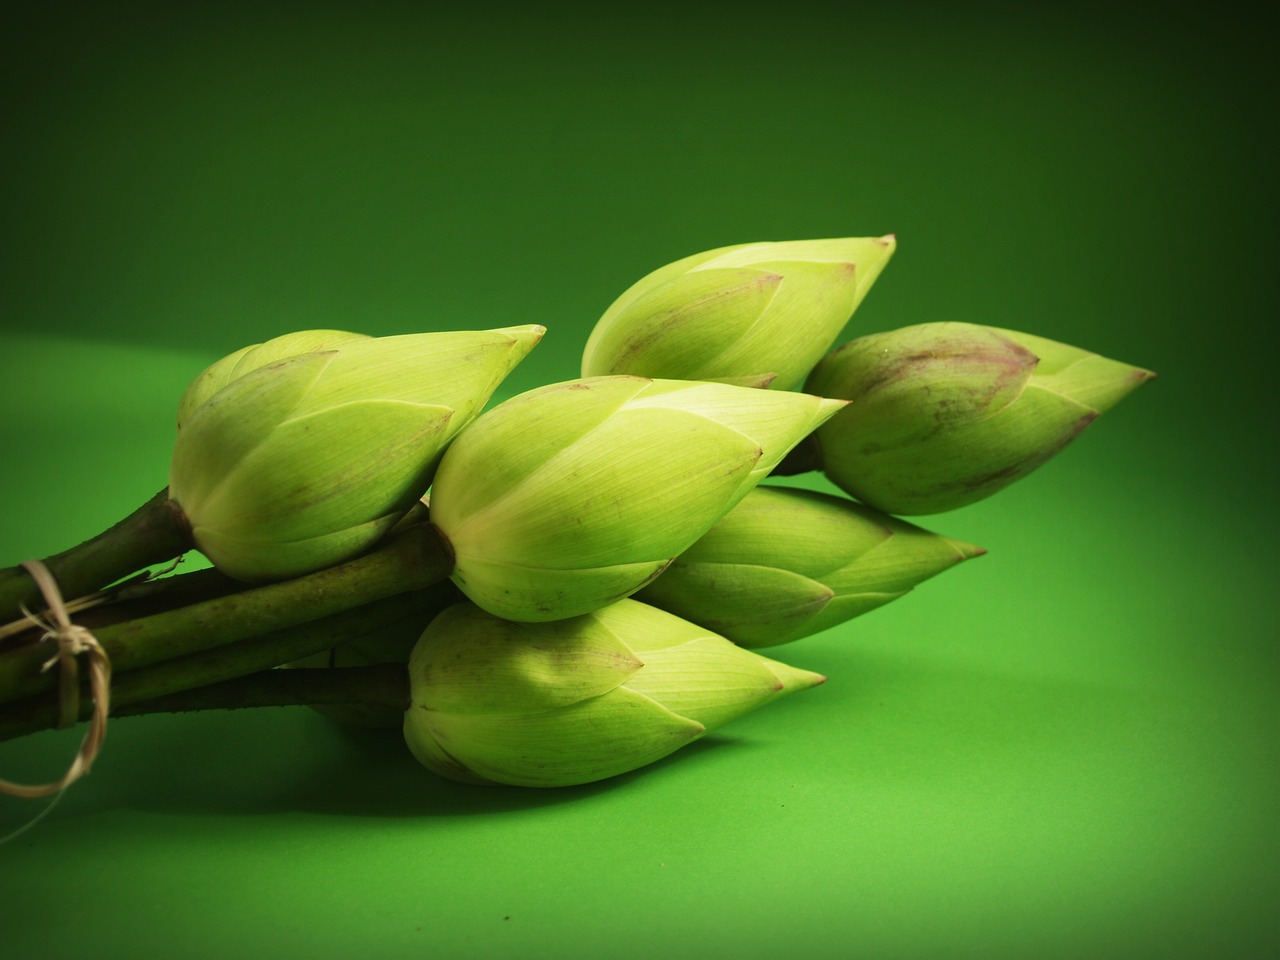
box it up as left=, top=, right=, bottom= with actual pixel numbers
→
left=0, top=704, right=716, bottom=823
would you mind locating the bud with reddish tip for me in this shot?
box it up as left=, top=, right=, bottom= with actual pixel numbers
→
left=804, top=323, right=1155, bottom=515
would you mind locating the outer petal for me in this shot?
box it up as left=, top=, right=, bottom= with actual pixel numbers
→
left=669, top=486, right=892, bottom=576
left=808, top=324, right=1038, bottom=449
left=191, top=510, right=401, bottom=582
left=175, top=344, right=256, bottom=431
left=403, top=706, right=493, bottom=785
left=583, top=237, right=895, bottom=390
left=637, top=561, right=833, bottom=648
left=997, top=327, right=1154, bottom=414
left=582, top=242, right=760, bottom=373
left=627, top=380, right=847, bottom=493
left=298, top=326, right=543, bottom=414
left=175, top=330, right=369, bottom=428
left=581, top=267, right=783, bottom=381
left=826, top=380, right=1096, bottom=514
left=697, top=236, right=895, bottom=328
left=428, top=376, right=649, bottom=530
left=713, top=259, right=858, bottom=390
left=637, top=485, right=982, bottom=646
left=411, top=687, right=705, bottom=787
left=228, top=330, right=370, bottom=378
left=445, top=405, right=761, bottom=566
left=824, top=522, right=980, bottom=598
left=194, top=399, right=453, bottom=542
left=591, top=596, right=723, bottom=653
left=408, top=603, right=641, bottom=716
left=170, top=351, right=334, bottom=513
left=622, top=635, right=793, bottom=732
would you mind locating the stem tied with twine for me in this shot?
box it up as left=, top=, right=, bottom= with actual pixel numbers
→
left=0, top=560, right=111, bottom=799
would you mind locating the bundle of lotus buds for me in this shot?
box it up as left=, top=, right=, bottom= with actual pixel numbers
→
left=0, top=234, right=1154, bottom=794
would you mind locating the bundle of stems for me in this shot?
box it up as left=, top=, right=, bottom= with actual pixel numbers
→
left=0, top=515, right=457, bottom=744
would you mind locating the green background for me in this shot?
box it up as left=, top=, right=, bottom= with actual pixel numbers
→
left=2, top=3, right=1275, bottom=957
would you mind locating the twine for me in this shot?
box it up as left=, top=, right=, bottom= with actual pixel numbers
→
left=0, top=560, right=112, bottom=799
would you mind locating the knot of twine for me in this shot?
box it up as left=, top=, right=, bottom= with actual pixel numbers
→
left=0, top=560, right=112, bottom=799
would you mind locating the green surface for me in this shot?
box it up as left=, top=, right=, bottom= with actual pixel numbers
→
left=2, top=3, right=1276, bottom=958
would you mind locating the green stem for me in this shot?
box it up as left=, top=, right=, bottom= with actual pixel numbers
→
left=115, top=664, right=411, bottom=717
left=117, top=581, right=454, bottom=705
left=0, top=522, right=453, bottom=706
left=0, top=586, right=450, bottom=742
left=0, top=566, right=241, bottom=649
left=0, top=665, right=410, bottom=741
left=0, top=488, right=193, bottom=623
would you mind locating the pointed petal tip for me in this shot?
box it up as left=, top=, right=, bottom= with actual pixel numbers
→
left=505, top=323, right=547, bottom=346
left=771, top=663, right=828, bottom=693
left=817, top=396, right=852, bottom=419
left=486, top=324, right=547, bottom=369
left=1082, top=362, right=1155, bottom=414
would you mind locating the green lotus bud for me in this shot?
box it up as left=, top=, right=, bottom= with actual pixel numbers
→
left=176, top=329, right=373, bottom=429
left=582, top=236, right=896, bottom=391
left=638, top=484, right=983, bottom=647
left=804, top=323, right=1155, bottom=515
left=402, top=598, right=825, bottom=787
left=169, top=325, right=544, bottom=580
left=429, top=376, right=846, bottom=621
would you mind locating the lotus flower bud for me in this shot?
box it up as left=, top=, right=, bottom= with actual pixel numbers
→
left=428, top=376, right=846, bottom=621
left=582, top=236, right=896, bottom=390
left=169, top=325, right=544, bottom=580
left=804, top=323, right=1155, bottom=515
left=402, top=599, right=825, bottom=787
left=638, top=484, right=983, bottom=647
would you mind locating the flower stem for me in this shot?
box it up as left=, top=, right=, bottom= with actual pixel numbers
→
left=0, top=522, right=453, bottom=706
left=0, top=584, right=447, bottom=742
left=116, top=664, right=411, bottom=716
left=0, top=488, right=194, bottom=623
left=0, top=663, right=411, bottom=742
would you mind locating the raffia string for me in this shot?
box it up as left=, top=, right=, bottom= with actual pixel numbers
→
left=0, top=560, right=112, bottom=799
